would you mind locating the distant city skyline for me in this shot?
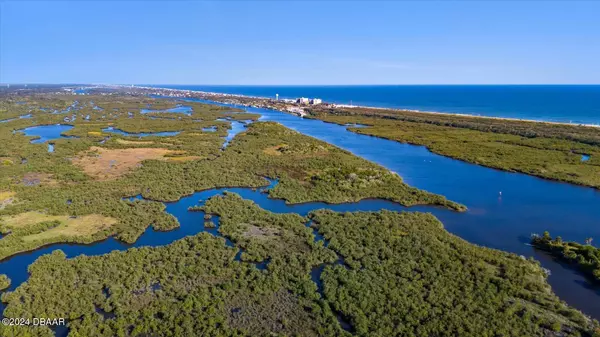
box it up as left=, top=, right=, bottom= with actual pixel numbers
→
left=1, top=1, right=599, bottom=85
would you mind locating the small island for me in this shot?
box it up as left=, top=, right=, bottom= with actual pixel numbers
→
left=0, top=274, right=11, bottom=290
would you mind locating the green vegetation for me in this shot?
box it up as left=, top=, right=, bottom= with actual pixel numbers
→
left=6, top=92, right=595, bottom=336
left=532, top=232, right=600, bottom=283
left=0, top=212, right=119, bottom=259
left=0, top=274, right=10, bottom=290
left=310, top=210, right=600, bottom=336
left=0, top=193, right=345, bottom=337
left=201, top=192, right=337, bottom=270
left=222, top=122, right=463, bottom=210
left=305, top=105, right=600, bottom=189
left=0, top=94, right=459, bottom=262
left=2, top=193, right=597, bottom=336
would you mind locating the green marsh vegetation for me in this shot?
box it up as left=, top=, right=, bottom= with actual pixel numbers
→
left=0, top=274, right=10, bottom=290
left=0, top=192, right=346, bottom=337
left=0, top=94, right=458, bottom=261
left=310, top=210, right=600, bottom=336
left=201, top=192, right=338, bottom=276
left=531, top=232, right=600, bottom=283
left=306, top=105, right=600, bottom=189
left=1, top=193, right=597, bottom=336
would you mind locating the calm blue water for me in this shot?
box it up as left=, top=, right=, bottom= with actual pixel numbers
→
left=222, top=120, right=246, bottom=148
left=140, top=105, right=193, bottom=116
left=149, top=85, right=600, bottom=125
left=186, top=98, right=600, bottom=318
left=3, top=94, right=600, bottom=322
left=18, top=124, right=74, bottom=143
left=0, top=181, right=437, bottom=316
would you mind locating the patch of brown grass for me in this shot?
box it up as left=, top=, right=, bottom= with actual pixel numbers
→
left=1, top=212, right=117, bottom=240
left=243, top=224, right=280, bottom=239
left=72, top=146, right=176, bottom=180
left=263, top=144, right=288, bottom=156
left=116, top=139, right=154, bottom=145
left=0, top=191, right=16, bottom=210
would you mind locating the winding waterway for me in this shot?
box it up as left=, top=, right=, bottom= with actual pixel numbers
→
left=188, top=98, right=600, bottom=318
left=1, top=96, right=600, bottom=325
left=0, top=180, right=439, bottom=321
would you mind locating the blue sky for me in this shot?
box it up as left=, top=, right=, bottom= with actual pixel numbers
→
left=1, top=1, right=599, bottom=84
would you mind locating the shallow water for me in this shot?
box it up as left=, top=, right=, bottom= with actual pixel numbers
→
left=344, top=123, right=368, bottom=128
left=18, top=124, right=75, bottom=144
left=201, top=126, right=217, bottom=132
left=141, top=105, right=193, bottom=116
left=0, top=114, right=32, bottom=123
left=222, top=120, right=246, bottom=149
left=582, top=154, right=591, bottom=162
left=51, top=101, right=80, bottom=115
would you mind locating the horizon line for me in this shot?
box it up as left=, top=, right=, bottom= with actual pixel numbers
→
left=2, top=83, right=600, bottom=86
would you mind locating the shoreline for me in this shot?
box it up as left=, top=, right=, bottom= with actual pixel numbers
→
left=116, top=85, right=600, bottom=129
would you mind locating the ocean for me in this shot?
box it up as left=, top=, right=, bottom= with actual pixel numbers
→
left=146, top=85, right=600, bottom=125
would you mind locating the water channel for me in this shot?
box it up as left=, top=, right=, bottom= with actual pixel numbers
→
left=1, top=97, right=599, bottom=325
left=189, top=98, right=600, bottom=318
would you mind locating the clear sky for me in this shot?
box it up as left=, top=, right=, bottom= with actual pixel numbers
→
left=1, top=1, right=599, bottom=85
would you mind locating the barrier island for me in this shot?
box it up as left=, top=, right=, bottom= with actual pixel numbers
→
left=150, top=87, right=600, bottom=189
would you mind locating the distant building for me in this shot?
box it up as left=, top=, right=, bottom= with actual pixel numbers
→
left=310, top=98, right=322, bottom=105
left=276, top=93, right=279, bottom=100
left=297, top=97, right=309, bottom=104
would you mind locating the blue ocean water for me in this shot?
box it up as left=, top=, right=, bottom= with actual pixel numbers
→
left=148, top=85, right=600, bottom=125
